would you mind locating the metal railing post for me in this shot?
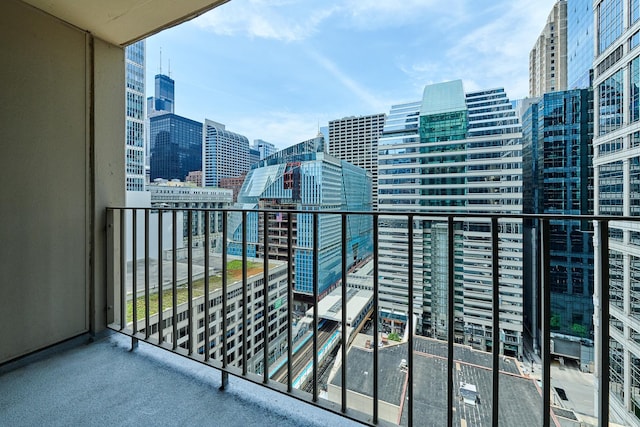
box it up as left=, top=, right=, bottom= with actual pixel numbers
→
left=447, top=216, right=455, bottom=427
left=341, top=213, right=348, bottom=413
left=491, top=217, right=500, bottom=426
left=598, top=220, right=610, bottom=427
left=373, top=214, right=379, bottom=424
left=221, top=211, right=229, bottom=390
left=407, top=214, right=414, bottom=427
left=313, top=212, right=319, bottom=402
left=541, top=219, right=551, bottom=427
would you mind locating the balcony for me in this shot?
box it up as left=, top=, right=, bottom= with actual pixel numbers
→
left=91, top=207, right=626, bottom=426
left=0, top=332, right=357, bottom=427
left=0, top=1, right=633, bottom=426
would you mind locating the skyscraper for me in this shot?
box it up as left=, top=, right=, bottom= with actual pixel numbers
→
left=147, top=73, right=175, bottom=116
left=592, top=1, right=640, bottom=424
left=567, top=0, right=594, bottom=89
left=149, top=114, right=203, bottom=182
left=529, top=0, right=568, bottom=97
left=253, top=139, right=277, bottom=159
left=328, top=113, right=386, bottom=210
left=202, top=120, right=250, bottom=187
left=378, top=80, right=524, bottom=357
left=125, top=41, right=146, bottom=192
left=229, top=135, right=372, bottom=299
left=522, top=89, right=594, bottom=366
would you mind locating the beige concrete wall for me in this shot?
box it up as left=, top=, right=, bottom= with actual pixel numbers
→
left=0, top=0, right=125, bottom=363
left=92, top=36, right=126, bottom=334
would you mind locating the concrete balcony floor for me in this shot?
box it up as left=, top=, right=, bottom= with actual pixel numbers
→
left=0, top=333, right=361, bottom=427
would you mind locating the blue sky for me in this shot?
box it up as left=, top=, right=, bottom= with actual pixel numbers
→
left=146, top=0, right=557, bottom=149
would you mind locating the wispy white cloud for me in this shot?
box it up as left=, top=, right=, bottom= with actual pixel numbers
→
left=341, top=0, right=468, bottom=30
left=193, top=0, right=338, bottom=42
left=306, top=49, right=388, bottom=112
left=231, top=111, right=329, bottom=148
left=399, top=0, right=557, bottom=99
left=193, top=0, right=470, bottom=42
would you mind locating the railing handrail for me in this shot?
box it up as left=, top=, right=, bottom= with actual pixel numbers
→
left=106, top=206, right=640, bottom=223
left=106, top=206, right=617, bottom=427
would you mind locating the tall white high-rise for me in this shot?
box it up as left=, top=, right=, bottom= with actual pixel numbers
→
left=378, top=80, right=524, bottom=357
left=328, top=113, right=385, bottom=210
left=203, top=119, right=250, bottom=187
left=592, top=1, right=640, bottom=425
left=125, top=41, right=145, bottom=192
left=529, top=0, right=568, bottom=97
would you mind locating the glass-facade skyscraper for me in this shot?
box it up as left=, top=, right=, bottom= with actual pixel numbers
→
left=378, top=80, right=524, bottom=357
left=229, top=135, right=372, bottom=298
left=522, top=89, right=594, bottom=365
left=593, top=1, right=640, bottom=424
left=147, top=74, right=175, bottom=116
left=567, top=0, right=594, bottom=89
left=125, top=41, right=145, bottom=192
left=149, top=114, right=203, bottom=182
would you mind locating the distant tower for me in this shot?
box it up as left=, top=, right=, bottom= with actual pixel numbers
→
left=147, top=74, right=175, bottom=117
left=529, top=0, right=567, bottom=96
left=252, top=139, right=277, bottom=160
left=203, top=120, right=250, bottom=187
left=328, top=113, right=385, bottom=210
left=124, top=40, right=146, bottom=192
left=149, top=114, right=202, bottom=182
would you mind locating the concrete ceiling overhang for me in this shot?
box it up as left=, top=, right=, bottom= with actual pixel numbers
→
left=21, top=0, right=230, bottom=46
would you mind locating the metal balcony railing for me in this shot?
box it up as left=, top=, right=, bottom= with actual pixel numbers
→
left=106, top=207, right=629, bottom=427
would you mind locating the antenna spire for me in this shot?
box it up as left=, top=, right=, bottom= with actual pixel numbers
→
left=159, top=47, right=162, bottom=74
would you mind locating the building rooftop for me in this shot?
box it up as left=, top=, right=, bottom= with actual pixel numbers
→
left=314, top=286, right=373, bottom=326
left=126, top=254, right=282, bottom=319
left=420, top=80, right=467, bottom=116
left=330, top=336, right=543, bottom=426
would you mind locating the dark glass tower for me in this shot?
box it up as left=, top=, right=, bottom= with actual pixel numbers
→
left=522, top=89, right=594, bottom=358
left=153, top=74, right=174, bottom=113
left=149, top=114, right=202, bottom=181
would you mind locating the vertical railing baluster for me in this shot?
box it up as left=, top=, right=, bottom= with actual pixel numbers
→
left=132, top=209, right=138, bottom=340
left=145, top=209, right=150, bottom=340
left=158, top=209, right=164, bottom=344
left=263, top=209, right=270, bottom=384
left=106, top=209, right=116, bottom=326
left=187, top=210, right=193, bottom=355
left=407, top=214, right=414, bottom=427
left=373, top=213, right=379, bottom=424
left=222, top=210, right=229, bottom=389
left=598, top=220, right=610, bottom=427
left=541, top=219, right=551, bottom=427
left=341, top=213, right=348, bottom=413
left=172, top=209, right=178, bottom=351
left=204, top=211, right=210, bottom=362
left=447, top=216, right=455, bottom=427
left=120, top=209, right=126, bottom=331
left=491, top=217, right=500, bottom=426
left=242, top=211, right=248, bottom=376
left=287, top=210, right=294, bottom=392
left=313, top=212, right=319, bottom=402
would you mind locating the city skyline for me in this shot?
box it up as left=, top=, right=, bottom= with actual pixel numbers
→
left=145, top=0, right=557, bottom=148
